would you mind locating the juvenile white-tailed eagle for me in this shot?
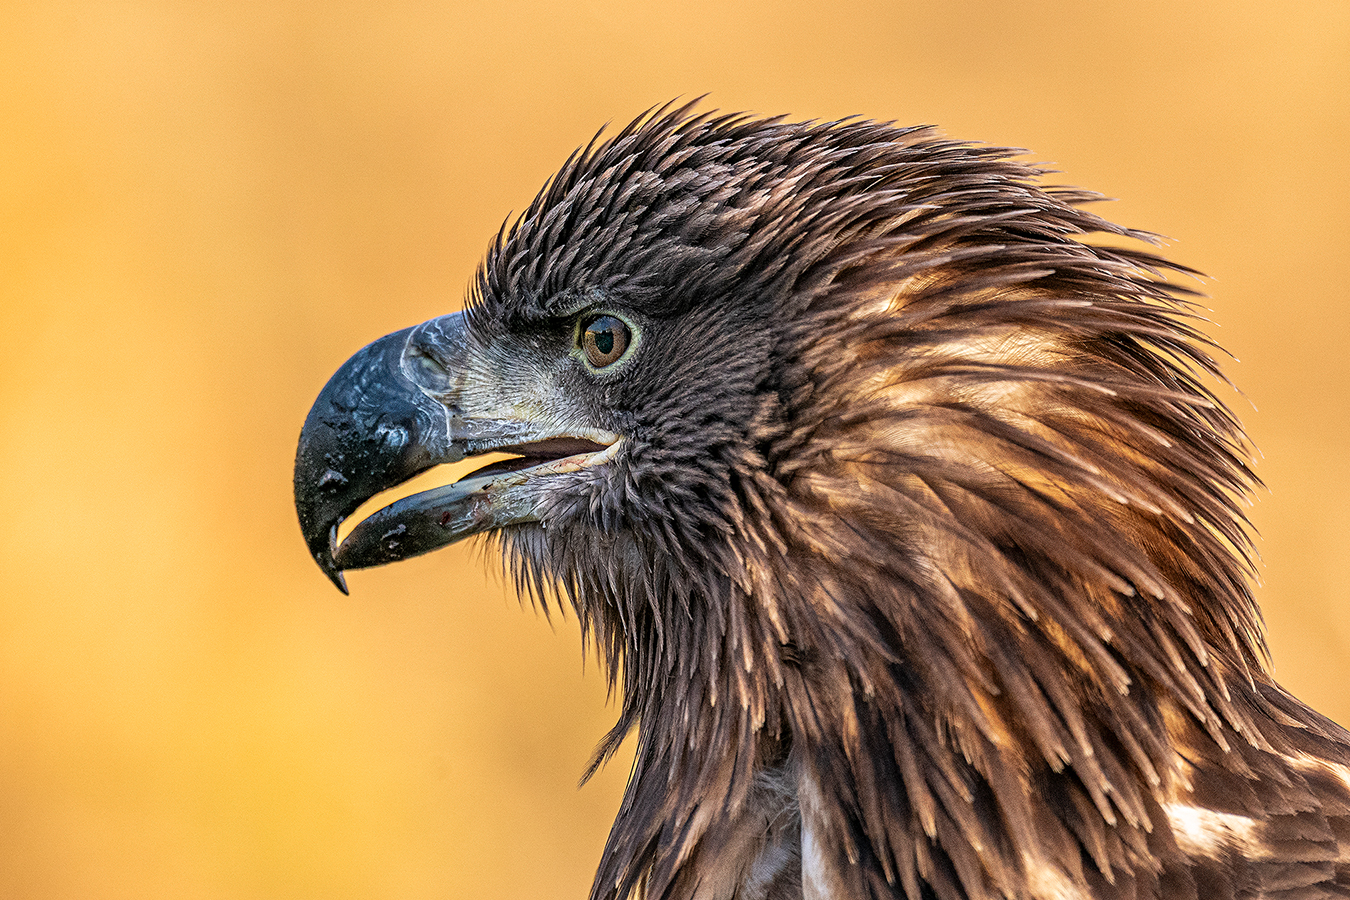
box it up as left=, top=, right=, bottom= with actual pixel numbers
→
left=294, top=105, right=1350, bottom=900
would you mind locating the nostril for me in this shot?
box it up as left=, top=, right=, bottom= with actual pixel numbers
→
left=405, top=344, right=455, bottom=393
left=402, top=312, right=468, bottom=395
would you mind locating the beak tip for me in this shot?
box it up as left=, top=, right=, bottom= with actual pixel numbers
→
left=330, top=569, right=350, bottom=595
left=313, top=547, right=351, bottom=595
left=322, top=524, right=351, bottom=594
left=300, top=520, right=352, bottom=595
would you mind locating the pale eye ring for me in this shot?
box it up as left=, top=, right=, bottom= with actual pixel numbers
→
left=579, top=314, right=631, bottom=368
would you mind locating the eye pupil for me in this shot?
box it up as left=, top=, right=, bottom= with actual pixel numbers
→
left=581, top=315, right=631, bottom=368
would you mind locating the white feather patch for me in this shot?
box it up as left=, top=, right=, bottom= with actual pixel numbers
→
left=797, top=771, right=836, bottom=900
left=1287, top=751, right=1350, bottom=795
left=1025, top=861, right=1089, bottom=900
left=1165, top=803, right=1260, bottom=858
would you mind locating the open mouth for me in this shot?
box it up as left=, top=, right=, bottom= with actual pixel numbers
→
left=331, top=434, right=620, bottom=571
left=462, top=437, right=619, bottom=479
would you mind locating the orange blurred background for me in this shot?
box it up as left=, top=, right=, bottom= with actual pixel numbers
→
left=1, top=2, right=1347, bottom=898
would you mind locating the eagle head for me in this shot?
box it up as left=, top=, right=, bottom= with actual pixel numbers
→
left=294, top=106, right=1350, bottom=900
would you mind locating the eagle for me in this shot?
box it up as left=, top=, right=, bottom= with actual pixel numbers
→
left=293, top=105, right=1350, bottom=900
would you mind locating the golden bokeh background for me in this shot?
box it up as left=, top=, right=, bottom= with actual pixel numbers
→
left=1, top=2, right=1347, bottom=898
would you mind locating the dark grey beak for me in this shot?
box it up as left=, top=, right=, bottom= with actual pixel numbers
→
left=293, top=319, right=465, bottom=593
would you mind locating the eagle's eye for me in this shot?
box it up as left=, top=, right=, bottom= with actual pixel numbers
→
left=579, top=314, right=632, bottom=369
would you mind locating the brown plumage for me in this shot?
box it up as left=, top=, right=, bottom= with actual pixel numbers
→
left=294, top=104, right=1350, bottom=900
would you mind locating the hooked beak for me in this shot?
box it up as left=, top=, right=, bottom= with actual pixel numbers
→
left=293, top=311, right=618, bottom=593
